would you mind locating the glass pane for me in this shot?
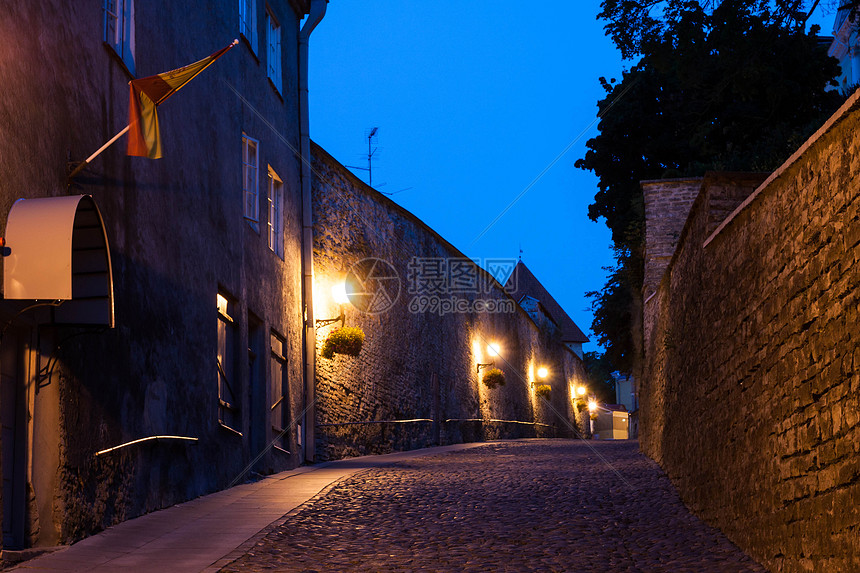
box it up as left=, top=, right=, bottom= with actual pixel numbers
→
left=246, top=190, right=255, bottom=219
left=270, top=332, right=284, bottom=356
left=217, top=318, right=227, bottom=368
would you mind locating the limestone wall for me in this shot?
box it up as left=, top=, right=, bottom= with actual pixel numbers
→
left=642, top=178, right=702, bottom=300
left=311, top=143, right=589, bottom=460
left=640, top=96, right=860, bottom=571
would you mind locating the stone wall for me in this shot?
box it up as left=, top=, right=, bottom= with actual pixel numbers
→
left=311, top=143, right=589, bottom=460
left=642, top=178, right=702, bottom=300
left=640, top=95, right=860, bottom=571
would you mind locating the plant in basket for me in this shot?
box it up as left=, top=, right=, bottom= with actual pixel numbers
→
left=482, top=367, right=506, bottom=389
left=321, top=326, right=365, bottom=359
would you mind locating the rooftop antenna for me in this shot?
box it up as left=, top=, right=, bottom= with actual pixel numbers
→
left=519, top=244, right=523, bottom=261
left=346, top=127, right=379, bottom=187
left=367, top=127, right=378, bottom=186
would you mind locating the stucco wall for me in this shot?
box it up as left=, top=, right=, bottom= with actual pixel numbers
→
left=311, top=143, right=588, bottom=460
left=0, top=1, right=307, bottom=545
left=640, top=95, right=860, bottom=571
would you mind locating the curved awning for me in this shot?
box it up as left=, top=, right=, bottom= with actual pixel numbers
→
left=4, top=195, right=114, bottom=327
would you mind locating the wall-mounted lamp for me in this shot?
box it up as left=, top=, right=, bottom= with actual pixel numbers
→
left=537, top=366, right=549, bottom=379
left=331, top=281, right=350, bottom=305
left=316, top=281, right=348, bottom=328
left=587, top=399, right=598, bottom=413
left=477, top=342, right=500, bottom=373
left=576, top=386, right=587, bottom=397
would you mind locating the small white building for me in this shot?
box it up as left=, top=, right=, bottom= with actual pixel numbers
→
left=591, top=407, right=629, bottom=440
left=829, top=1, right=860, bottom=93
left=613, top=372, right=637, bottom=413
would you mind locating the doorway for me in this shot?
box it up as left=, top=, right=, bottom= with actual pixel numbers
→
left=247, top=315, right=264, bottom=467
left=1, top=329, right=28, bottom=549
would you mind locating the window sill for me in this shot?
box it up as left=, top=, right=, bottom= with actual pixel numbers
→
left=267, top=77, right=284, bottom=101
left=245, top=218, right=260, bottom=234
left=218, top=422, right=243, bottom=437
left=240, top=33, right=260, bottom=63
left=103, top=42, right=135, bottom=79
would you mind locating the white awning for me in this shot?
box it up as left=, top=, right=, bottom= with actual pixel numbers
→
left=4, top=195, right=114, bottom=327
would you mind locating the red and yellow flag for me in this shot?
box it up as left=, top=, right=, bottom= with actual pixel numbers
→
left=128, top=40, right=237, bottom=158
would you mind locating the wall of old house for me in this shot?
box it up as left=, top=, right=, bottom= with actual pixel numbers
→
left=640, top=94, right=860, bottom=571
left=0, top=0, right=309, bottom=545
left=311, top=143, right=589, bottom=460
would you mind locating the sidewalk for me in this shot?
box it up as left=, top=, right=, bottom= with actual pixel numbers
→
left=9, top=443, right=490, bottom=572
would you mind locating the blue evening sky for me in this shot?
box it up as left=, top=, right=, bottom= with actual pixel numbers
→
left=308, top=2, right=837, bottom=354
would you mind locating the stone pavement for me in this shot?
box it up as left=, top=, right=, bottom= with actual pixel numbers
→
left=219, top=440, right=765, bottom=572
left=6, top=443, right=489, bottom=572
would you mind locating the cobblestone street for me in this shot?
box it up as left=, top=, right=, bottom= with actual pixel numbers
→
left=219, top=440, right=764, bottom=572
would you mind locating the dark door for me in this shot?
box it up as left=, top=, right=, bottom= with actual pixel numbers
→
left=1, top=330, right=27, bottom=549
left=247, top=316, right=264, bottom=467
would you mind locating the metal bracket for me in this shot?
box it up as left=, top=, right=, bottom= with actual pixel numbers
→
left=477, top=362, right=495, bottom=374
left=315, top=311, right=345, bottom=328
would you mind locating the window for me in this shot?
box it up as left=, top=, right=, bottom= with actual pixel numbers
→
left=217, top=292, right=241, bottom=433
left=269, top=331, right=289, bottom=451
left=242, top=135, right=259, bottom=231
left=239, top=0, right=257, bottom=54
left=266, top=10, right=282, bottom=93
left=103, top=0, right=135, bottom=75
left=267, top=167, right=284, bottom=257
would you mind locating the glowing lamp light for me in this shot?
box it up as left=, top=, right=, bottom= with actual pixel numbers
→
left=487, top=343, right=500, bottom=357
left=588, top=400, right=598, bottom=412
left=537, top=367, right=548, bottom=379
left=577, top=386, right=587, bottom=397
left=331, top=281, right=350, bottom=305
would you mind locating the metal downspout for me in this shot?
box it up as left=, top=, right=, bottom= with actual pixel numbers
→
left=299, top=0, right=326, bottom=463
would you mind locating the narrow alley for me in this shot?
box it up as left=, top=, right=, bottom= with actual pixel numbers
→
left=220, top=440, right=764, bottom=572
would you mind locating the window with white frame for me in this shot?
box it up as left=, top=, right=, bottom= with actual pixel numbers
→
left=103, top=0, right=135, bottom=75
left=267, top=167, right=284, bottom=257
left=266, top=9, right=282, bottom=93
left=243, top=135, right=259, bottom=231
left=239, top=0, right=257, bottom=54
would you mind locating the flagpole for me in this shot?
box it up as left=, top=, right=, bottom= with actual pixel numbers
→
left=68, top=39, right=238, bottom=184
left=153, top=39, right=239, bottom=106
left=68, top=125, right=130, bottom=181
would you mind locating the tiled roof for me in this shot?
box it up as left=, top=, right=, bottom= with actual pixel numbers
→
left=504, top=261, right=589, bottom=344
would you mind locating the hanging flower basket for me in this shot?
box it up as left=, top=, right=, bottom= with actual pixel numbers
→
left=321, top=326, right=365, bottom=359
left=535, top=384, right=552, bottom=400
left=482, top=367, right=506, bottom=389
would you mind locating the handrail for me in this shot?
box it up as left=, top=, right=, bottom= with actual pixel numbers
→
left=444, top=418, right=554, bottom=428
left=95, top=435, right=198, bottom=457
left=316, top=418, right=556, bottom=430
left=317, top=419, right=433, bottom=427
left=316, top=418, right=554, bottom=428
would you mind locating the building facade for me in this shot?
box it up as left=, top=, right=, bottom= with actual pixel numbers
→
left=0, top=0, right=313, bottom=548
